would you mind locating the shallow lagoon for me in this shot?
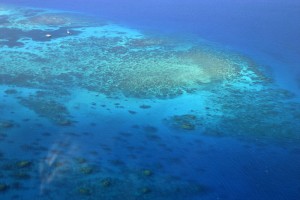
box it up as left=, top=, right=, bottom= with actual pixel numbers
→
left=0, top=2, right=300, bottom=200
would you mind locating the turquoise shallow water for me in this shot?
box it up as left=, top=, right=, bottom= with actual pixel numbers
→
left=0, top=3, right=300, bottom=200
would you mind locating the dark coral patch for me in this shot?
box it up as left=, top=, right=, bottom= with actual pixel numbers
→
left=165, top=114, right=200, bottom=131
left=0, top=27, right=82, bottom=47
left=143, top=126, right=158, bottom=133
left=0, top=120, right=15, bottom=128
left=19, top=95, right=72, bottom=125
left=4, top=89, right=18, bottom=95
left=128, top=110, right=137, bottom=114
left=0, top=183, right=9, bottom=192
left=139, top=104, right=151, bottom=109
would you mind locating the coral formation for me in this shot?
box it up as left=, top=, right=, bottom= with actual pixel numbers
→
left=0, top=120, right=14, bottom=128
left=140, top=187, right=152, bottom=194
left=19, top=93, right=72, bottom=125
left=4, top=89, right=17, bottom=94
left=57, top=119, right=73, bottom=126
left=143, top=126, right=158, bottom=133
left=78, top=187, right=92, bottom=196
left=16, top=160, right=32, bottom=168
left=101, top=178, right=112, bottom=187
left=164, top=87, right=300, bottom=143
left=166, top=114, right=200, bottom=131
left=0, top=7, right=265, bottom=99
left=139, top=105, right=151, bottom=109
left=0, top=183, right=9, bottom=192
left=0, top=5, right=299, bottom=200
left=25, top=13, right=73, bottom=26
left=142, top=169, right=153, bottom=177
left=74, top=157, right=87, bottom=164
left=79, top=166, right=94, bottom=175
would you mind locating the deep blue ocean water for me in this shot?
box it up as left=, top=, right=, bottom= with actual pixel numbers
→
left=0, top=0, right=300, bottom=200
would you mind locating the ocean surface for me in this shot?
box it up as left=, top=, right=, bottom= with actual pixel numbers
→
left=0, top=0, right=299, bottom=199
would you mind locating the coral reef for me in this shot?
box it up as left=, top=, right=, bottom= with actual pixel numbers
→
left=0, top=120, right=15, bottom=128
left=165, top=114, right=200, bottom=131
left=0, top=5, right=299, bottom=200
left=0, top=8, right=267, bottom=99
left=16, top=160, right=32, bottom=168
left=164, top=87, right=300, bottom=143
left=142, top=169, right=153, bottom=177
left=25, top=13, right=73, bottom=26
left=143, top=126, right=158, bottom=133
left=0, top=183, right=9, bottom=192
left=78, top=187, right=92, bottom=196
left=101, top=178, right=112, bottom=187
left=19, top=93, right=72, bottom=125
left=139, top=105, right=151, bottom=109
left=140, top=187, right=152, bottom=195
left=4, top=89, right=18, bottom=94
left=79, top=166, right=94, bottom=175
left=74, top=157, right=87, bottom=164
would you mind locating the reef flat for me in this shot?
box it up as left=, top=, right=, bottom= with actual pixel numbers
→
left=1, top=4, right=268, bottom=99
left=0, top=4, right=300, bottom=200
